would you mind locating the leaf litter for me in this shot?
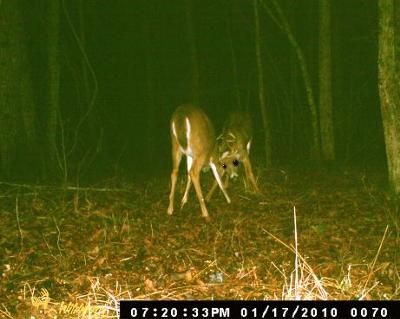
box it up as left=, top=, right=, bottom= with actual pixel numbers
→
left=0, top=168, right=399, bottom=318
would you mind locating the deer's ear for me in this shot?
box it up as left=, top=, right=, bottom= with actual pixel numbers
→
left=246, top=140, right=252, bottom=153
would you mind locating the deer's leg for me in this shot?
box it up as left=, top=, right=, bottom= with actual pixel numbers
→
left=190, top=159, right=209, bottom=218
left=167, top=141, right=182, bottom=215
left=205, top=180, right=218, bottom=202
left=242, top=156, right=260, bottom=194
left=205, top=167, right=225, bottom=202
left=210, top=163, right=231, bottom=204
left=180, top=156, right=193, bottom=209
left=224, top=172, right=230, bottom=188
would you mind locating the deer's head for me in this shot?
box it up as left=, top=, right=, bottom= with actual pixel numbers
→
left=217, top=132, right=242, bottom=179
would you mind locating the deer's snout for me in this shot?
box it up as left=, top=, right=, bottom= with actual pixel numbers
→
left=230, top=171, right=239, bottom=179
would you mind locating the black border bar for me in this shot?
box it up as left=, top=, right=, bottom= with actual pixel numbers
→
left=120, top=300, right=400, bottom=319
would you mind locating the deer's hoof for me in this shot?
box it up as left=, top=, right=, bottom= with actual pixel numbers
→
left=180, top=199, right=187, bottom=210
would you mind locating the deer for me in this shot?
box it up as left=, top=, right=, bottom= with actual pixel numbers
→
left=206, top=111, right=260, bottom=201
left=167, top=104, right=231, bottom=219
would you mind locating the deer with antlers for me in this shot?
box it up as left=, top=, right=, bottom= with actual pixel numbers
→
left=206, top=111, right=260, bottom=201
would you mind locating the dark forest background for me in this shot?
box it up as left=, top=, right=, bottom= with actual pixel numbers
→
left=0, top=0, right=386, bottom=183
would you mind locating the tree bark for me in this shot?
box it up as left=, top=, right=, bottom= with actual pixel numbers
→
left=78, top=0, right=90, bottom=110
left=378, top=0, right=400, bottom=194
left=254, top=0, right=272, bottom=167
left=47, top=0, right=61, bottom=177
left=185, top=0, right=200, bottom=105
left=227, top=2, right=241, bottom=110
left=143, top=3, right=156, bottom=162
left=319, top=0, right=335, bottom=162
left=262, top=0, right=321, bottom=162
left=0, top=0, right=37, bottom=178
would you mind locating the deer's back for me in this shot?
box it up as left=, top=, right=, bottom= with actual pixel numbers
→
left=223, top=111, right=253, bottom=144
left=171, top=104, right=216, bottom=157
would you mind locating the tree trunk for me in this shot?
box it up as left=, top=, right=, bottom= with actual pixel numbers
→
left=143, top=3, right=156, bottom=163
left=0, top=0, right=37, bottom=178
left=263, top=0, right=321, bottom=162
left=254, top=0, right=272, bottom=167
left=185, top=0, right=200, bottom=105
left=378, top=0, right=400, bottom=194
left=78, top=0, right=90, bottom=110
left=227, top=2, right=241, bottom=110
left=319, top=0, right=335, bottom=162
left=47, top=0, right=61, bottom=178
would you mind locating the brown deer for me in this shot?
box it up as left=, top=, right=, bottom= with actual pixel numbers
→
left=167, top=104, right=231, bottom=219
left=206, top=111, right=260, bottom=201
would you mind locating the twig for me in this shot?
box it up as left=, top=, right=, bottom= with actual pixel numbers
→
left=61, top=0, right=98, bottom=157
left=53, top=217, right=63, bottom=257
left=0, top=182, right=130, bottom=193
left=16, top=197, right=23, bottom=250
left=42, top=234, right=58, bottom=262
left=0, top=304, right=13, bottom=319
left=259, top=0, right=284, bottom=32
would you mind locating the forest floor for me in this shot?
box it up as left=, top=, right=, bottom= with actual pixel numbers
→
left=0, top=167, right=399, bottom=318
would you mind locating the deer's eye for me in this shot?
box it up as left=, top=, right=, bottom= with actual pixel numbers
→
left=233, top=159, right=239, bottom=166
left=222, top=163, right=227, bottom=169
